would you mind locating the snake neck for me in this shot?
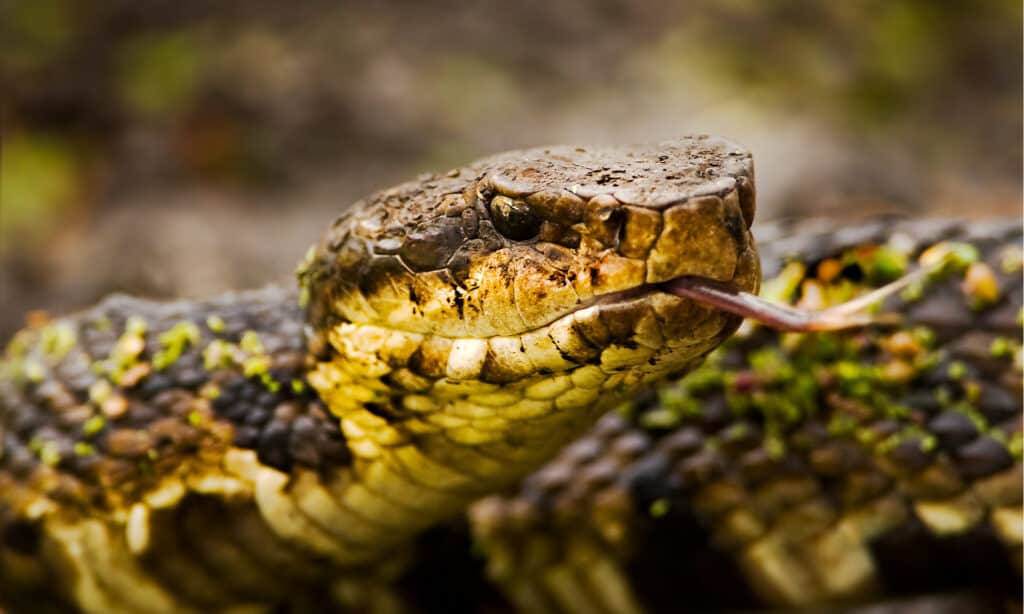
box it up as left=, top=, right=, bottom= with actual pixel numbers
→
left=299, top=313, right=725, bottom=562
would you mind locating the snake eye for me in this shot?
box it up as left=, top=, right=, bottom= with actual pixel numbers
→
left=490, top=196, right=542, bottom=241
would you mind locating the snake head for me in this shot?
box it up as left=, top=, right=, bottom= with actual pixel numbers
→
left=301, top=137, right=759, bottom=462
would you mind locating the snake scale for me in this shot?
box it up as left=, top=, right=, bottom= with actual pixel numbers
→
left=0, top=137, right=1020, bottom=613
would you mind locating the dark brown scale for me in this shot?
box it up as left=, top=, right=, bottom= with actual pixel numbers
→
left=0, top=286, right=350, bottom=507
left=955, top=436, right=1015, bottom=480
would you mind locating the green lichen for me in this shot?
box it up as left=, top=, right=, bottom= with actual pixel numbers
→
left=206, top=315, right=226, bottom=333
left=764, top=429, right=786, bottom=459
left=861, top=245, right=908, bottom=282
left=34, top=440, right=61, bottom=466
left=88, top=380, right=113, bottom=405
left=260, top=372, right=281, bottom=393
left=40, top=320, right=76, bottom=360
left=946, top=361, right=966, bottom=381
left=639, top=408, right=682, bottom=430
left=900, top=280, right=925, bottom=303
left=240, top=331, right=265, bottom=355
left=82, top=415, right=106, bottom=436
left=874, top=426, right=935, bottom=456
left=649, top=498, right=670, bottom=518
left=1008, top=432, right=1023, bottom=460
left=153, top=321, right=201, bottom=370
left=657, top=386, right=703, bottom=419
left=202, top=339, right=238, bottom=370
left=73, top=442, right=95, bottom=456
left=937, top=242, right=980, bottom=270
left=98, top=316, right=150, bottom=385
left=759, top=261, right=806, bottom=303
left=291, top=379, right=306, bottom=394
left=23, top=360, right=45, bottom=383
left=243, top=355, right=271, bottom=378
left=990, top=337, right=1014, bottom=358
left=1000, top=246, right=1023, bottom=273
left=200, top=330, right=281, bottom=393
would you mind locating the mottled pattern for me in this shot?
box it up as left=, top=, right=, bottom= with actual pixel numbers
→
left=0, top=136, right=1019, bottom=614
left=0, top=287, right=345, bottom=502
left=0, top=287, right=356, bottom=611
left=1, top=138, right=762, bottom=613
left=470, top=218, right=1023, bottom=613
left=292, top=137, right=760, bottom=562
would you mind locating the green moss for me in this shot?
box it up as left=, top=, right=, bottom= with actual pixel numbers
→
left=40, top=321, right=76, bottom=360
left=939, top=242, right=980, bottom=271
left=24, top=360, right=45, bottom=383
left=900, top=280, right=925, bottom=302
left=649, top=498, right=671, bottom=518
left=260, top=372, right=281, bottom=393
left=681, top=364, right=725, bottom=394
left=206, top=315, right=226, bottom=333
left=1008, top=432, right=1023, bottom=460
left=990, top=337, right=1013, bottom=358
left=657, top=386, right=702, bottom=418
left=291, top=379, right=306, bottom=394
left=202, top=339, right=238, bottom=370
left=82, top=415, right=106, bottom=436
left=153, top=321, right=201, bottom=370
left=99, top=316, right=150, bottom=384
left=863, top=246, right=908, bottom=282
left=1000, top=247, right=1023, bottom=273
left=640, top=408, right=682, bottom=430
left=240, top=331, right=265, bottom=355
left=73, top=442, right=95, bottom=456
left=38, top=441, right=61, bottom=466
left=764, top=432, right=786, bottom=459
left=759, top=261, right=806, bottom=304
left=243, top=355, right=271, bottom=378
left=88, top=380, right=113, bottom=405
left=911, top=327, right=936, bottom=349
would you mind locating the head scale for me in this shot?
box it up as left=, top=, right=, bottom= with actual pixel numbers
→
left=300, top=136, right=759, bottom=482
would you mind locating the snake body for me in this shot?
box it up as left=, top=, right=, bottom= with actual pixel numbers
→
left=0, top=138, right=1020, bottom=613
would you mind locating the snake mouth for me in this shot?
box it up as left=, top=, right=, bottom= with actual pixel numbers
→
left=587, top=274, right=740, bottom=310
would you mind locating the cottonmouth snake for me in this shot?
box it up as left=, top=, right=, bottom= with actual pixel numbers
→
left=0, top=137, right=1020, bottom=613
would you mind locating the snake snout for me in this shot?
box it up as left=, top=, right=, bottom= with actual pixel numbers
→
left=640, top=190, right=753, bottom=286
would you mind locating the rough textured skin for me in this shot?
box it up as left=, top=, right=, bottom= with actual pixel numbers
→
left=469, top=218, right=1022, bottom=613
left=1, top=137, right=761, bottom=613
left=0, top=137, right=1019, bottom=612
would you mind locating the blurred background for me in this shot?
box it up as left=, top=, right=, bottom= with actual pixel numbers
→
left=2, top=0, right=1021, bottom=339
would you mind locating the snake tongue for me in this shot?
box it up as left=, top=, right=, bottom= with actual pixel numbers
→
left=661, top=250, right=951, bottom=332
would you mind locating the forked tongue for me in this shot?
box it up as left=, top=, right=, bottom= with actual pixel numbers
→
left=661, top=242, right=970, bottom=332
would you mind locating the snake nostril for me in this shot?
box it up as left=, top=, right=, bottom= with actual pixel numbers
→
left=722, top=198, right=747, bottom=251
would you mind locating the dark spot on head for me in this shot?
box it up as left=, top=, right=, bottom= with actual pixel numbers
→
left=452, top=291, right=465, bottom=318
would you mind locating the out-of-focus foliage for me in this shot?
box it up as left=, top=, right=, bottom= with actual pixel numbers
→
left=0, top=0, right=1020, bottom=338
left=671, top=1, right=1021, bottom=164
left=0, top=133, right=83, bottom=250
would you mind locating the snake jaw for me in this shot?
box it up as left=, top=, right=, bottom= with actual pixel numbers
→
left=303, top=137, right=761, bottom=507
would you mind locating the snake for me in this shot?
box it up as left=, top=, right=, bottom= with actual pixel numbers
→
left=0, top=137, right=1019, bottom=613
